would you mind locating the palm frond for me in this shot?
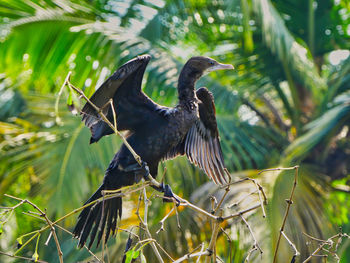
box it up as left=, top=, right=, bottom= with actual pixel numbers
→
left=252, top=0, right=326, bottom=104
left=284, top=94, right=350, bottom=163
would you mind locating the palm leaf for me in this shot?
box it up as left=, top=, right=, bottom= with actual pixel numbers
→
left=284, top=94, right=350, bottom=163
left=252, top=0, right=326, bottom=100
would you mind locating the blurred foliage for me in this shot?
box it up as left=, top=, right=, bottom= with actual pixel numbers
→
left=0, top=0, right=349, bottom=262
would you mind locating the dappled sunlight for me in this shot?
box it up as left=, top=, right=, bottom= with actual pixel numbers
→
left=329, top=49, right=350, bottom=65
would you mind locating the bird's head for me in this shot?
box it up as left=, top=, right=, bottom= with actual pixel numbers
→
left=184, top=56, right=234, bottom=78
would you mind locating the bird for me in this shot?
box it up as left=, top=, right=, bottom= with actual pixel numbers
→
left=73, top=54, right=234, bottom=248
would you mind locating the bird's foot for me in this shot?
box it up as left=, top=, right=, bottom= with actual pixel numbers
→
left=161, top=183, right=180, bottom=205
left=140, top=161, right=150, bottom=179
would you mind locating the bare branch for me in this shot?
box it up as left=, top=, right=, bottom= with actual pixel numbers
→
left=205, top=210, right=224, bottom=263
left=250, top=179, right=267, bottom=218
left=281, top=231, right=299, bottom=257
left=4, top=194, right=63, bottom=263
left=213, top=187, right=230, bottom=214
left=137, top=189, right=164, bottom=263
left=24, top=211, right=102, bottom=262
left=302, top=231, right=350, bottom=263
left=222, top=204, right=261, bottom=221
left=0, top=250, right=48, bottom=263
left=240, top=214, right=263, bottom=261
left=258, top=166, right=299, bottom=175
left=228, top=189, right=258, bottom=208
left=174, top=247, right=210, bottom=263
left=223, top=177, right=267, bottom=217
left=272, top=166, right=299, bottom=263
left=156, top=206, right=176, bottom=234
left=55, top=71, right=72, bottom=125
left=196, top=243, right=206, bottom=263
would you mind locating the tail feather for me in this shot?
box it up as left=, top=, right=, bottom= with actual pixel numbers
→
left=74, top=194, right=98, bottom=236
left=104, top=201, right=114, bottom=245
left=87, top=205, right=102, bottom=248
left=73, top=184, right=122, bottom=248
left=79, top=206, right=98, bottom=246
left=96, top=204, right=108, bottom=247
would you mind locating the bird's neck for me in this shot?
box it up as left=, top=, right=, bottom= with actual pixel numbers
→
left=177, top=67, right=201, bottom=105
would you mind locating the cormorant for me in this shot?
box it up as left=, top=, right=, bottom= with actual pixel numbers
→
left=73, top=55, right=233, bottom=248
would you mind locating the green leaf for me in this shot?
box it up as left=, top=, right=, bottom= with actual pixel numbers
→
left=253, top=0, right=325, bottom=87
left=284, top=103, right=350, bottom=163
left=16, top=236, right=22, bottom=245
left=32, top=251, right=39, bottom=262
left=125, top=248, right=140, bottom=263
left=67, top=89, right=73, bottom=107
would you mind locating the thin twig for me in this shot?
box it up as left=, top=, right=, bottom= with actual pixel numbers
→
left=136, top=189, right=164, bottom=263
left=303, top=237, right=336, bottom=262
left=251, top=179, right=267, bottom=217
left=302, top=232, right=350, bottom=263
left=174, top=249, right=210, bottom=263
left=210, top=196, right=217, bottom=213
left=174, top=202, right=181, bottom=229
left=156, top=206, right=176, bottom=234
left=221, top=226, right=233, bottom=262
left=4, top=183, right=148, bottom=258
left=228, top=190, right=258, bottom=208
left=172, top=195, right=218, bottom=220
left=23, top=211, right=102, bottom=262
left=281, top=231, right=300, bottom=257
left=196, top=243, right=205, bottom=263
left=213, top=186, right=230, bottom=214
left=240, top=214, right=263, bottom=261
left=303, top=232, right=327, bottom=243
left=55, top=71, right=72, bottom=125
left=154, top=240, right=175, bottom=262
left=222, top=204, right=261, bottom=220
left=45, top=231, right=53, bottom=246
left=205, top=210, right=222, bottom=263
left=223, top=177, right=267, bottom=217
left=258, top=166, right=299, bottom=175
left=4, top=194, right=63, bottom=263
left=245, top=246, right=258, bottom=262
left=0, top=250, right=48, bottom=263
left=272, top=166, right=299, bottom=263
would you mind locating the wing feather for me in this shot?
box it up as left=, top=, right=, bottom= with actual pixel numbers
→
left=80, top=55, right=161, bottom=143
left=162, top=87, right=230, bottom=185
left=183, top=87, right=230, bottom=185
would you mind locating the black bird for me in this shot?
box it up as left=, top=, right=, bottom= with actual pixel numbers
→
left=73, top=55, right=233, bottom=248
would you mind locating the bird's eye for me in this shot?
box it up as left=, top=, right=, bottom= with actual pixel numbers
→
left=210, top=61, right=215, bottom=65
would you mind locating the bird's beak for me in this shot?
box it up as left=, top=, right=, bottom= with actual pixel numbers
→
left=207, top=63, right=234, bottom=72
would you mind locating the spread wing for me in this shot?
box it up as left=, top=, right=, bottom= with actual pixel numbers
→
left=81, top=55, right=160, bottom=143
left=184, top=87, right=230, bottom=185
left=164, top=87, right=230, bottom=185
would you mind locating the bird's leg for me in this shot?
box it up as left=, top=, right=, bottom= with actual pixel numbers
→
left=128, top=162, right=180, bottom=205
left=149, top=182, right=180, bottom=205
left=161, top=184, right=180, bottom=205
